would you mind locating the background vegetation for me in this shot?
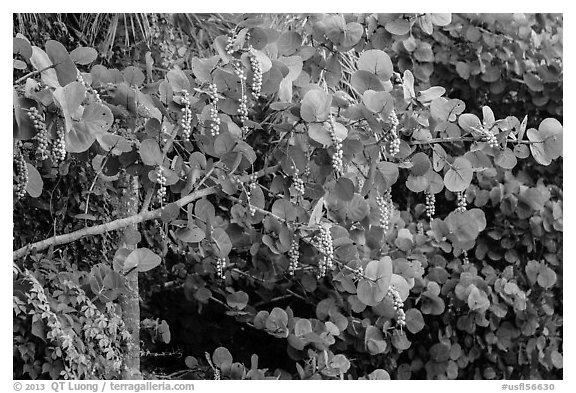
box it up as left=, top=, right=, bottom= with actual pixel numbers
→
left=13, top=13, right=562, bottom=380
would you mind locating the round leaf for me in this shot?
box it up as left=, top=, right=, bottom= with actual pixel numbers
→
left=70, top=47, right=98, bottom=65
left=405, top=308, right=425, bottom=334
left=357, top=49, right=393, bottom=80
left=335, top=177, right=355, bottom=202
left=124, top=248, right=161, bottom=273
left=25, top=163, right=43, bottom=198
left=350, top=70, right=384, bottom=94
left=212, top=347, right=233, bottom=368
left=139, top=139, right=163, bottom=166
left=226, top=291, right=249, bottom=310
left=212, top=227, right=232, bottom=257
left=444, top=157, right=473, bottom=192
left=300, top=90, right=332, bottom=122
left=46, top=40, right=77, bottom=87
left=362, top=90, right=394, bottom=116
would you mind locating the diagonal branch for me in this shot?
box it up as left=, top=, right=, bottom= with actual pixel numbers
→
left=13, top=164, right=280, bottom=260
left=13, top=186, right=217, bottom=260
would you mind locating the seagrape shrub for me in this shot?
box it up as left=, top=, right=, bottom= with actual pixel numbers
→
left=13, top=13, right=562, bottom=380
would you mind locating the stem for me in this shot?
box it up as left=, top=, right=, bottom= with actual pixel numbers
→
left=13, top=165, right=279, bottom=260
left=14, top=64, right=57, bottom=85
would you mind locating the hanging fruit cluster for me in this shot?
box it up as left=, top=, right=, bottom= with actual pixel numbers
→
left=13, top=141, right=28, bottom=200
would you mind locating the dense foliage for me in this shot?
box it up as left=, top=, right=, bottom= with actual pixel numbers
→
left=13, top=13, right=562, bottom=380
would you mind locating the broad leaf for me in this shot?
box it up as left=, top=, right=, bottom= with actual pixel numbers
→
left=357, top=50, right=393, bottom=80
left=124, top=248, right=161, bottom=273
left=444, top=157, right=473, bottom=192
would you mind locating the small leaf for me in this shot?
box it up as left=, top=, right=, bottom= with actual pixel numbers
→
left=444, top=157, right=473, bottom=192
left=385, top=17, right=412, bottom=36
left=124, top=248, right=161, bottom=273
left=335, top=177, right=355, bottom=202
left=212, top=347, right=233, bottom=368
left=458, top=113, right=482, bottom=134
left=350, top=70, right=384, bottom=94
left=357, top=49, right=393, bottom=80
left=467, top=285, right=490, bottom=311
left=300, top=89, right=332, bottom=122
left=46, top=40, right=77, bottom=87
left=166, top=66, right=190, bottom=92
left=226, top=291, right=249, bottom=310
left=176, top=226, right=205, bottom=243
left=362, top=90, right=394, bottom=116
left=70, top=47, right=98, bottom=65
left=405, top=309, right=425, bottom=334
left=139, top=139, right=163, bottom=166
left=368, top=369, right=391, bottom=380
left=212, top=227, right=232, bottom=257
left=25, top=163, right=43, bottom=198
left=294, top=319, right=313, bottom=336
left=308, top=123, right=332, bottom=146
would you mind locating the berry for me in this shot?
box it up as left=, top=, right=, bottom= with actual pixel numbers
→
left=52, top=121, right=67, bottom=162
left=27, top=108, right=49, bottom=161
left=425, top=192, right=436, bottom=218
left=225, top=33, right=236, bottom=55
left=315, top=224, right=334, bottom=279
left=462, top=250, right=470, bottom=264
left=245, top=175, right=257, bottom=216
left=180, top=90, right=193, bottom=139
left=291, top=167, right=305, bottom=198
left=14, top=142, right=28, bottom=200
left=387, top=286, right=406, bottom=328
left=248, top=46, right=263, bottom=99
left=215, top=256, right=226, bottom=280
left=455, top=191, right=467, bottom=213
left=376, top=189, right=393, bottom=232
left=327, top=116, right=344, bottom=174
left=206, top=83, right=221, bottom=137
left=288, top=238, right=300, bottom=276
left=155, top=166, right=167, bottom=202
left=386, top=110, right=401, bottom=156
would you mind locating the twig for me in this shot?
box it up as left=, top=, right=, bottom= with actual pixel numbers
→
left=14, top=164, right=279, bottom=260
left=14, top=64, right=57, bottom=85
left=13, top=186, right=217, bottom=260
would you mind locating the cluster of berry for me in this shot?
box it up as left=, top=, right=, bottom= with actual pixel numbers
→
left=53, top=121, right=67, bottom=162
left=215, top=256, right=226, bottom=280
left=455, top=190, right=467, bottom=213
left=27, top=107, right=50, bottom=161
left=245, top=174, right=258, bottom=216
left=386, top=110, right=401, bottom=156
left=376, top=189, right=393, bottom=232
left=14, top=142, right=28, bottom=200
left=387, top=286, right=406, bottom=328
left=316, top=224, right=334, bottom=279
left=479, top=126, right=499, bottom=149
left=462, top=250, right=470, bottom=264
left=225, top=32, right=237, bottom=55
left=207, top=83, right=221, bottom=136
left=155, top=166, right=167, bottom=202
left=248, top=46, right=263, bottom=99
left=77, top=72, right=101, bottom=103
left=425, top=191, right=436, bottom=218
left=327, top=116, right=344, bottom=174
left=180, top=90, right=193, bottom=139
left=288, top=238, right=300, bottom=276
left=291, top=166, right=305, bottom=198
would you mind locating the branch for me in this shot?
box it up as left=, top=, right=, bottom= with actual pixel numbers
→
left=13, top=186, right=218, bottom=260
left=14, top=164, right=279, bottom=260
left=14, top=64, right=57, bottom=85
